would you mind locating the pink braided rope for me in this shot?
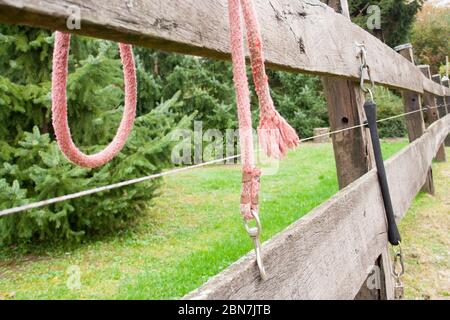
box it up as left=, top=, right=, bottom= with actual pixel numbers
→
left=229, top=0, right=259, bottom=220
left=52, top=32, right=137, bottom=168
left=229, top=0, right=299, bottom=219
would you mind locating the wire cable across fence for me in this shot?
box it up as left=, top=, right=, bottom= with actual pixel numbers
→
left=0, top=104, right=448, bottom=218
left=300, top=104, right=446, bottom=143
left=0, top=155, right=240, bottom=217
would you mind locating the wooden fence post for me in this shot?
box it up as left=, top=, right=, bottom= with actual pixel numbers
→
left=395, top=44, right=434, bottom=195
left=443, top=79, right=450, bottom=114
left=320, top=0, right=375, bottom=190
left=320, top=0, right=393, bottom=300
left=419, top=65, right=447, bottom=162
left=321, top=77, right=375, bottom=188
left=432, top=74, right=449, bottom=155
left=443, top=78, right=450, bottom=147
left=432, top=74, right=447, bottom=118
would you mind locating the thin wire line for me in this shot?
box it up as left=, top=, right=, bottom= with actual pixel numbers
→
left=0, top=104, right=448, bottom=217
left=300, top=123, right=365, bottom=143
left=377, top=109, right=423, bottom=123
left=0, top=155, right=240, bottom=217
left=301, top=104, right=447, bottom=143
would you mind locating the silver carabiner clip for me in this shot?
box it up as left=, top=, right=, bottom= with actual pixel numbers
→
left=244, top=211, right=267, bottom=281
left=392, top=244, right=405, bottom=299
left=392, top=244, right=405, bottom=279
left=356, top=43, right=375, bottom=99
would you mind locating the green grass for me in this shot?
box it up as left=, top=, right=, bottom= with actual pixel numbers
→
left=0, top=140, right=409, bottom=300
left=398, top=151, right=450, bottom=300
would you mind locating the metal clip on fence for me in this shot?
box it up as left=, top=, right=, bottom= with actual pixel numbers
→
left=244, top=211, right=267, bottom=280
left=358, top=44, right=405, bottom=299
left=392, top=244, right=405, bottom=299
left=357, top=43, right=375, bottom=102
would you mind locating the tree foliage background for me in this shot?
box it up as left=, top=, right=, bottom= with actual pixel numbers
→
left=349, top=0, right=424, bottom=47
left=0, top=25, right=328, bottom=245
left=2, top=0, right=436, bottom=245
left=411, top=2, right=450, bottom=75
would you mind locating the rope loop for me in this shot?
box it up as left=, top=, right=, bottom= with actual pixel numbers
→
left=52, top=32, right=137, bottom=168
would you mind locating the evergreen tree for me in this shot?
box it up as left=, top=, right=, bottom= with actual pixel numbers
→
left=349, top=0, right=424, bottom=47
left=0, top=25, right=192, bottom=244
left=269, top=72, right=328, bottom=138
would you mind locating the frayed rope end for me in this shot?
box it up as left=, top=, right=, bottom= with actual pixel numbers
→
left=258, top=110, right=300, bottom=159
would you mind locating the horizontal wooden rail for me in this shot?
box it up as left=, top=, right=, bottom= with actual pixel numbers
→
left=0, top=0, right=448, bottom=96
left=185, top=115, right=450, bottom=299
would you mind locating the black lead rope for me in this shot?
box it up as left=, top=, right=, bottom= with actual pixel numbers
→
left=364, top=100, right=402, bottom=246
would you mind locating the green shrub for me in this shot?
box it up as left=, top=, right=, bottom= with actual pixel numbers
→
left=0, top=94, right=193, bottom=245
left=270, top=72, right=328, bottom=138
left=374, top=87, right=407, bottom=138
left=0, top=24, right=195, bottom=245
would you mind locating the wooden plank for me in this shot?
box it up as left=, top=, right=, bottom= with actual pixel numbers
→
left=419, top=65, right=448, bottom=97
left=423, top=77, right=448, bottom=96
left=0, top=0, right=447, bottom=96
left=433, top=75, right=447, bottom=118
left=444, top=79, right=450, bottom=114
left=420, top=66, right=447, bottom=162
left=395, top=44, right=434, bottom=195
left=396, top=45, right=427, bottom=142
left=320, top=0, right=381, bottom=299
left=185, top=115, right=450, bottom=300
left=388, top=116, right=448, bottom=218
left=443, top=79, right=450, bottom=147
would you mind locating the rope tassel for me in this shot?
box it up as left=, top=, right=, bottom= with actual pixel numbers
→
left=258, top=110, right=300, bottom=159
left=239, top=0, right=300, bottom=159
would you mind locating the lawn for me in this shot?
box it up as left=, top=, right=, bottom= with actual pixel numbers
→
left=0, top=140, right=411, bottom=299
left=398, top=155, right=450, bottom=299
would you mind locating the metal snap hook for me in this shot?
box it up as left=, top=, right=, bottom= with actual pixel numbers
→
left=244, top=211, right=267, bottom=280
left=357, top=43, right=375, bottom=97
left=367, top=88, right=375, bottom=102
left=392, top=243, right=405, bottom=279
left=357, top=43, right=368, bottom=68
left=392, top=243, right=405, bottom=299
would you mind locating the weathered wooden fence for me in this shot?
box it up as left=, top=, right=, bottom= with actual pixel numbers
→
left=185, top=116, right=449, bottom=300
left=0, top=0, right=448, bottom=300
